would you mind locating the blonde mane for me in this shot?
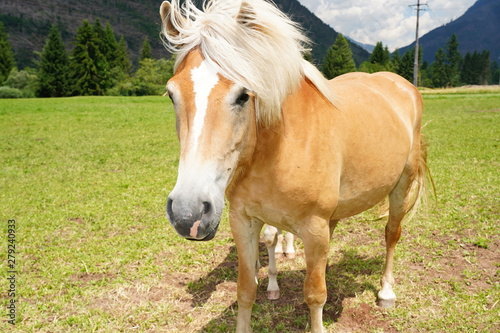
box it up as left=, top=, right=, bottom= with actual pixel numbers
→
left=160, top=0, right=336, bottom=126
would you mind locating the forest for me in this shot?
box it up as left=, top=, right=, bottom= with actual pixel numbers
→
left=0, top=19, right=498, bottom=99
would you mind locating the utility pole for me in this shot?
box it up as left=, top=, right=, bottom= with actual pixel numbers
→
left=410, top=0, right=428, bottom=87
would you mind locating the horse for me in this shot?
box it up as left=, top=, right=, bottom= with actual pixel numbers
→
left=159, top=1, right=429, bottom=332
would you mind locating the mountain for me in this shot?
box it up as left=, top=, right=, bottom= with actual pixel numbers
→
left=273, top=0, right=370, bottom=65
left=0, top=0, right=369, bottom=69
left=347, top=38, right=375, bottom=53
left=399, top=0, right=500, bottom=63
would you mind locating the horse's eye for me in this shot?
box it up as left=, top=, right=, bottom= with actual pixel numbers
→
left=235, top=92, right=250, bottom=107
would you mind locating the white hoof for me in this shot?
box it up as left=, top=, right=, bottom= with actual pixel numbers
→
left=267, top=290, right=280, bottom=300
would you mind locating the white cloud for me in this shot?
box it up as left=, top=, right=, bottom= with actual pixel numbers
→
left=298, top=0, right=477, bottom=51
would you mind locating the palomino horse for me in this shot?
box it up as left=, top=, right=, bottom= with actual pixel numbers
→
left=160, top=1, right=429, bottom=332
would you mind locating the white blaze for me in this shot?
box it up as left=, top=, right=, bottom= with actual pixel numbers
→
left=190, top=60, right=220, bottom=156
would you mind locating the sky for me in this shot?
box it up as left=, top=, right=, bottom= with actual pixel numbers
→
left=298, top=0, right=477, bottom=51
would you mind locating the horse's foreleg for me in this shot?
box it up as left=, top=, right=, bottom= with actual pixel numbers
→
left=263, top=225, right=280, bottom=300
left=301, top=219, right=330, bottom=333
left=231, top=214, right=263, bottom=333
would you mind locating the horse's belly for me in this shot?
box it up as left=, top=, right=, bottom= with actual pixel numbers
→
left=331, top=184, right=393, bottom=219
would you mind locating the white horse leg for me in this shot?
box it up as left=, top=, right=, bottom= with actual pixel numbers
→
left=283, top=231, right=296, bottom=259
left=275, top=232, right=284, bottom=258
left=231, top=215, right=263, bottom=333
left=263, top=225, right=280, bottom=300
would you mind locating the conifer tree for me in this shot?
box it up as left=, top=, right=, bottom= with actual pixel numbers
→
left=0, top=22, right=16, bottom=84
left=461, top=52, right=477, bottom=85
left=391, top=49, right=401, bottom=73
left=430, top=48, right=447, bottom=88
left=115, top=37, right=132, bottom=74
left=321, top=34, right=356, bottom=79
left=140, top=37, right=153, bottom=61
left=101, top=22, right=119, bottom=66
left=359, top=41, right=393, bottom=73
left=37, top=25, right=70, bottom=97
left=397, top=48, right=415, bottom=82
left=370, top=42, right=390, bottom=65
left=445, top=34, right=462, bottom=87
left=69, top=20, right=108, bottom=95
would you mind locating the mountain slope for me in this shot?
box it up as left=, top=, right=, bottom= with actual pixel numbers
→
left=273, top=0, right=369, bottom=65
left=400, top=0, right=500, bottom=63
left=0, top=0, right=369, bottom=69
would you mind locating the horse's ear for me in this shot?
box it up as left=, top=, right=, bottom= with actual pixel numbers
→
left=236, top=1, right=257, bottom=29
left=160, top=1, right=184, bottom=37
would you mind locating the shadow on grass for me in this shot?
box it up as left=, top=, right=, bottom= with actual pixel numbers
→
left=186, top=244, right=384, bottom=332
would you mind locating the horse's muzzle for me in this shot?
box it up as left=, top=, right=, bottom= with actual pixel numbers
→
left=166, top=196, right=220, bottom=241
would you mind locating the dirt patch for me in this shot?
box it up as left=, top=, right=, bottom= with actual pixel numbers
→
left=335, top=300, right=397, bottom=332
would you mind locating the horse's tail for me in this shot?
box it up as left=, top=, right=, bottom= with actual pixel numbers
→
left=403, top=135, right=435, bottom=220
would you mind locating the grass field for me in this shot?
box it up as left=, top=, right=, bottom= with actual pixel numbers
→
left=0, top=90, right=499, bottom=332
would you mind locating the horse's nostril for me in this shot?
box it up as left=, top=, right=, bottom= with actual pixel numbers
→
left=202, top=201, right=211, bottom=215
left=167, top=198, right=174, bottom=218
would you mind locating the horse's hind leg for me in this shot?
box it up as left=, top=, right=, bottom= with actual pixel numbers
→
left=377, top=197, right=403, bottom=308
left=275, top=230, right=284, bottom=258
left=263, top=225, right=280, bottom=300
left=284, top=232, right=296, bottom=259
left=378, top=153, right=420, bottom=308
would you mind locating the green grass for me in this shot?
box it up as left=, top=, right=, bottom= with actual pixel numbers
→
left=0, top=92, right=498, bottom=332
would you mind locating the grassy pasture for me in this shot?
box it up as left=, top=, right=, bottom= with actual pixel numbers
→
left=0, top=91, right=499, bottom=332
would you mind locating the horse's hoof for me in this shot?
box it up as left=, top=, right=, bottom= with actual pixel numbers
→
left=285, top=252, right=296, bottom=259
left=275, top=252, right=283, bottom=259
left=267, top=290, right=280, bottom=300
left=377, top=298, right=396, bottom=308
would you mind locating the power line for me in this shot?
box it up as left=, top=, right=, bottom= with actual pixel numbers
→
left=410, top=0, right=429, bottom=86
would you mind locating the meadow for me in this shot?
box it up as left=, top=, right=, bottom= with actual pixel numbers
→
left=0, top=90, right=498, bottom=332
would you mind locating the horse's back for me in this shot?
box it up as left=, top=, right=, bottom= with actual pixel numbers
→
left=331, top=72, right=423, bottom=124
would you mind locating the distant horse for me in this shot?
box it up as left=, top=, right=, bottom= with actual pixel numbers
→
left=160, top=1, right=429, bottom=332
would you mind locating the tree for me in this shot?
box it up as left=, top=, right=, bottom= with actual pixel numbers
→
left=111, top=56, right=175, bottom=96
left=4, top=68, right=38, bottom=97
left=478, top=50, right=490, bottom=85
left=321, top=34, right=356, bottom=79
left=0, top=22, right=16, bottom=84
left=461, top=51, right=476, bottom=85
left=101, top=22, right=119, bottom=66
left=140, top=37, right=153, bottom=61
left=370, top=42, right=390, bottom=66
left=391, top=49, right=401, bottom=73
left=69, top=20, right=109, bottom=95
left=395, top=47, right=423, bottom=83
left=445, top=34, right=462, bottom=87
left=359, top=42, right=393, bottom=73
left=115, top=37, right=132, bottom=75
left=429, top=48, right=447, bottom=88
left=397, top=48, right=414, bottom=82
left=37, top=25, right=70, bottom=97
left=490, top=61, right=500, bottom=85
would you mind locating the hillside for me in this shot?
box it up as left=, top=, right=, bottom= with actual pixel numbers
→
left=400, top=0, right=500, bottom=63
left=0, top=0, right=369, bottom=69
left=273, top=0, right=369, bottom=65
